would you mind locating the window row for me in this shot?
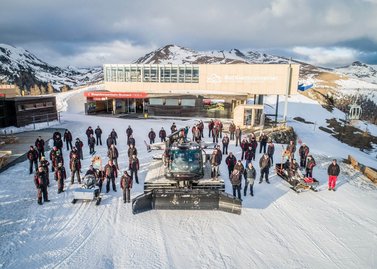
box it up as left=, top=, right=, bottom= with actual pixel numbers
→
left=104, top=66, right=199, bottom=83
left=149, top=98, right=196, bottom=107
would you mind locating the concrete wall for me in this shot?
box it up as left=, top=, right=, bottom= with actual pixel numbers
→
left=104, top=64, right=299, bottom=96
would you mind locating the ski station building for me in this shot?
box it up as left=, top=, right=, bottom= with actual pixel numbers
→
left=84, top=63, right=300, bottom=127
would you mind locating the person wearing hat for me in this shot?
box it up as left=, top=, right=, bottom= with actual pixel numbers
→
left=148, top=128, right=156, bottom=144
left=34, top=166, right=50, bottom=205
left=85, top=126, right=94, bottom=145
left=170, top=122, right=177, bottom=134
left=27, top=145, right=39, bottom=174
left=327, top=159, right=340, bottom=191
left=120, top=170, right=133, bottom=203
left=298, top=143, right=310, bottom=169
left=159, top=127, right=167, bottom=142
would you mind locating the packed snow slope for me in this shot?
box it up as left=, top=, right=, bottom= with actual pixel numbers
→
left=0, top=88, right=377, bottom=269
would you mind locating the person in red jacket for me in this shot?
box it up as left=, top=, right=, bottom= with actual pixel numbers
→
left=159, top=127, right=167, bottom=142
left=327, top=159, right=340, bottom=191
left=120, top=170, right=133, bottom=203
left=225, top=152, right=237, bottom=177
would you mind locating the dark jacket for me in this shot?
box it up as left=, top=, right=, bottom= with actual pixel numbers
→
left=86, top=128, right=93, bottom=138
left=35, top=139, right=45, bottom=151
left=210, top=152, right=221, bottom=166
left=222, top=136, right=230, bottom=145
left=120, top=174, right=133, bottom=189
left=34, top=171, right=48, bottom=188
left=159, top=129, right=166, bottom=139
left=104, top=164, right=118, bottom=178
left=70, top=157, right=81, bottom=171
left=126, top=127, right=133, bottom=137
left=129, top=157, right=140, bottom=171
left=95, top=127, right=102, bottom=137
left=27, top=149, right=39, bottom=161
left=225, top=155, right=237, bottom=168
left=259, top=156, right=271, bottom=170
left=267, top=143, right=275, bottom=156
left=64, top=131, right=72, bottom=142
left=148, top=131, right=156, bottom=140
left=328, top=163, right=340, bottom=176
left=107, top=147, right=119, bottom=159
left=128, top=147, right=138, bottom=158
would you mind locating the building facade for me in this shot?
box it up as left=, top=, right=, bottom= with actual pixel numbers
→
left=85, top=63, right=300, bottom=122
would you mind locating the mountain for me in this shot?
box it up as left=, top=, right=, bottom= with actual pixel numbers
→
left=334, top=61, right=377, bottom=84
left=134, top=44, right=290, bottom=65
left=0, top=44, right=102, bottom=94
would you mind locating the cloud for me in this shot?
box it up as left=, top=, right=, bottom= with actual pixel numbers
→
left=0, top=0, right=376, bottom=67
left=291, top=46, right=359, bottom=67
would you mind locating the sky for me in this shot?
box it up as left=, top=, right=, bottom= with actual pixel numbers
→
left=0, top=0, right=377, bottom=68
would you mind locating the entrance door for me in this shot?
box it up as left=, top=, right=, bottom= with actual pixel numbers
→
left=136, top=99, right=143, bottom=113
left=128, top=98, right=136, bottom=113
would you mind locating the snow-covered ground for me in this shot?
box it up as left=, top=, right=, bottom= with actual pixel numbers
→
left=1, top=88, right=377, bottom=269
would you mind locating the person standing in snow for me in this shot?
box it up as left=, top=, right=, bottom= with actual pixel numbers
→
left=88, top=134, right=96, bottom=154
left=120, top=170, right=133, bottom=203
left=235, top=126, right=242, bottom=147
left=286, top=140, right=296, bottom=161
left=34, top=166, right=50, bottom=205
left=39, top=156, right=50, bottom=186
left=267, top=140, right=275, bottom=164
left=63, top=129, right=73, bottom=151
left=244, top=162, right=256, bottom=196
left=159, top=127, right=167, bottom=142
left=107, top=144, right=119, bottom=169
left=56, top=162, right=67, bottom=193
left=70, top=153, right=81, bottom=184
left=148, top=128, right=156, bottom=144
left=95, top=126, right=103, bottom=146
left=85, top=126, right=94, bottom=145
left=75, top=138, right=84, bottom=160
left=129, top=155, right=140, bottom=184
left=110, top=129, right=118, bottom=145
left=170, top=122, right=177, bottom=133
left=222, top=134, right=229, bottom=155
left=34, top=136, right=45, bottom=160
left=126, top=125, right=133, bottom=141
left=327, top=159, right=340, bottom=191
left=127, top=135, right=136, bottom=147
left=27, top=145, right=39, bottom=174
left=229, top=122, right=236, bottom=140
left=259, top=132, right=268, bottom=154
left=104, top=159, right=118, bottom=192
left=259, top=154, right=271, bottom=184
left=225, top=152, right=237, bottom=177
left=298, top=143, right=310, bottom=168
left=305, top=155, right=316, bottom=178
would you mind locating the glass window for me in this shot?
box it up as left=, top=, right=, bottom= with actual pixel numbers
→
left=181, top=99, right=196, bottom=106
left=149, top=98, right=164, bottom=105
left=165, top=99, right=179, bottom=106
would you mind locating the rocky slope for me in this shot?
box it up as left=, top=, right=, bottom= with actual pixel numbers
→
left=0, top=44, right=102, bottom=94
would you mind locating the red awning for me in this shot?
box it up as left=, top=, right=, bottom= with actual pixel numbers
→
left=84, top=91, right=148, bottom=99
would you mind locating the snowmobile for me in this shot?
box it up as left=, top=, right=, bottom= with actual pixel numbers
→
left=132, top=128, right=242, bottom=215
left=275, top=163, right=319, bottom=193
left=71, top=156, right=102, bottom=205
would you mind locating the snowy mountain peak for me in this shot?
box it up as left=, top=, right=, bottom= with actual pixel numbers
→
left=134, top=45, right=289, bottom=65
left=0, top=43, right=102, bottom=93
left=335, top=61, right=377, bottom=84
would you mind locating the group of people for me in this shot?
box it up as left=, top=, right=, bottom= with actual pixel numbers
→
left=29, top=125, right=144, bottom=205
left=29, top=120, right=342, bottom=205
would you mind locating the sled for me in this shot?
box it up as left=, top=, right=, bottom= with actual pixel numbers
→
left=72, top=157, right=103, bottom=205
left=275, top=163, right=319, bottom=193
